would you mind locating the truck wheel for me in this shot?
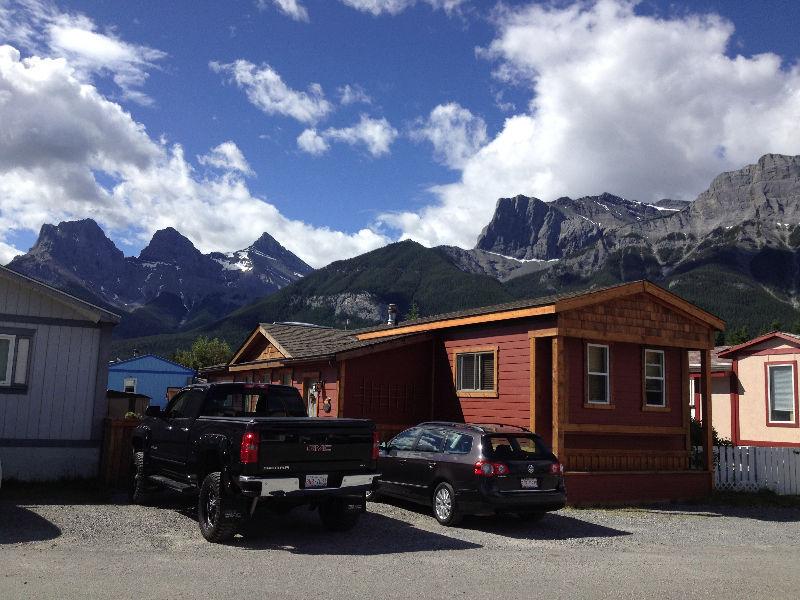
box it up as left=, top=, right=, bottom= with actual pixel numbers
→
left=432, top=482, right=462, bottom=526
left=197, top=472, right=242, bottom=543
left=319, top=498, right=361, bottom=532
left=129, top=451, right=153, bottom=505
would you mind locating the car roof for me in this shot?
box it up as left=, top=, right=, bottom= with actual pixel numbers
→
left=418, top=421, right=534, bottom=435
left=181, top=382, right=298, bottom=392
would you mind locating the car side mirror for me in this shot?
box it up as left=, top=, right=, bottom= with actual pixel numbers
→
left=379, top=441, right=388, bottom=450
left=145, top=405, right=162, bottom=418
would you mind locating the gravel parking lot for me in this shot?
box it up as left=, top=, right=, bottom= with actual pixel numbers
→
left=2, top=486, right=800, bottom=600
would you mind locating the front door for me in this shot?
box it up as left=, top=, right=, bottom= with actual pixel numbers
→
left=150, top=389, right=203, bottom=477
left=303, top=377, right=317, bottom=417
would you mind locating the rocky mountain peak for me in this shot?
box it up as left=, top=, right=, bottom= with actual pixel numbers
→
left=138, top=227, right=204, bottom=265
left=31, top=218, right=123, bottom=261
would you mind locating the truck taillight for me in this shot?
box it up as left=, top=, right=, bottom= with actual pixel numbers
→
left=549, top=462, right=564, bottom=475
left=473, top=460, right=510, bottom=477
left=240, top=431, right=259, bottom=464
left=372, top=431, right=380, bottom=460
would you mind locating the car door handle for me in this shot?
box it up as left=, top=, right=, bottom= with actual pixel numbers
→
left=428, top=462, right=436, bottom=469
left=180, top=427, right=189, bottom=432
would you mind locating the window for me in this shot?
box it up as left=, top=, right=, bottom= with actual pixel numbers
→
left=768, top=364, right=796, bottom=424
left=415, top=429, right=446, bottom=453
left=389, top=428, right=421, bottom=451
left=456, top=350, right=496, bottom=394
left=483, top=434, right=548, bottom=460
left=443, top=431, right=473, bottom=454
left=123, top=378, right=137, bottom=393
left=586, top=344, right=610, bottom=404
left=164, top=391, right=191, bottom=419
left=201, top=384, right=306, bottom=418
left=644, top=349, right=666, bottom=407
left=0, top=330, right=33, bottom=389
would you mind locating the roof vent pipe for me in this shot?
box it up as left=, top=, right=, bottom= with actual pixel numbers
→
left=387, top=304, right=398, bottom=326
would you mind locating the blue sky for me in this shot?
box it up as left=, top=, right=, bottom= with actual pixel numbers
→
left=1, top=0, right=800, bottom=267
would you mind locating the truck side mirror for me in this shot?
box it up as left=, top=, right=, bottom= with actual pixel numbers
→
left=145, top=405, right=162, bottom=418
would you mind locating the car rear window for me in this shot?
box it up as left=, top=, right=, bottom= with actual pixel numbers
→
left=482, top=434, right=549, bottom=460
left=202, top=385, right=306, bottom=417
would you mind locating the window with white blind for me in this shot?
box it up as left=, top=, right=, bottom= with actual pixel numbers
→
left=123, top=378, right=137, bottom=393
left=456, top=350, right=496, bottom=394
left=644, top=349, right=666, bottom=407
left=586, top=344, right=610, bottom=404
left=768, top=364, right=796, bottom=423
left=0, top=331, right=33, bottom=390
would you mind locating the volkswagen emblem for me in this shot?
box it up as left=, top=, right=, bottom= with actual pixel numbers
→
left=527, top=464, right=535, bottom=474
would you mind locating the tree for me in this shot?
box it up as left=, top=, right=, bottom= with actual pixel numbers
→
left=405, top=301, right=420, bottom=321
left=174, top=336, right=232, bottom=371
left=726, top=325, right=751, bottom=346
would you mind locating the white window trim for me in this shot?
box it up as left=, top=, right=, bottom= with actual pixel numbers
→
left=586, top=343, right=610, bottom=405
left=0, top=334, right=16, bottom=387
left=123, top=377, right=137, bottom=394
left=644, top=349, right=666, bottom=407
left=689, top=378, right=696, bottom=420
left=767, top=363, right=796, bottom=424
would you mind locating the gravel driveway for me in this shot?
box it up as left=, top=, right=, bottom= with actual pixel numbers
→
left=2, top=486, right=799, bottom=599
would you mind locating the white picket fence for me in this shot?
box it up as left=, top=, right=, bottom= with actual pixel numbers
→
left=714, top=445, right=800, bottom=495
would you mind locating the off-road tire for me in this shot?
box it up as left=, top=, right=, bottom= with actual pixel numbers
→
left=129, top=451, right=153, bottom=505
left=197, top=472, right=242, bottom=543
left=319, top=497, right=361, bottom=532
left=432, top=482, right=462, bottom=526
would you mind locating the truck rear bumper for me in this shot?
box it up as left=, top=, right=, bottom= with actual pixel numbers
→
left=238, top=474, right=379, bottom=498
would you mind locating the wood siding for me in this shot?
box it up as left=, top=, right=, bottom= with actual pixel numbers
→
left=0, top=273, right=112, bottom=443
left=559, top=292, right=714, bottom=349
left=436, top=321, right=544, bottom=429
left=344, top=340, right=433, bottom=436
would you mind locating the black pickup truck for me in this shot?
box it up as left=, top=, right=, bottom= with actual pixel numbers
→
left=130, top=382, right=379, bottom=543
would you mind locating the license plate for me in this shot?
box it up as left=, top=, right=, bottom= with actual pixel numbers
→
left=305, top=474, right=328, bottom=488
left=520, top=478, right=539, bottom=489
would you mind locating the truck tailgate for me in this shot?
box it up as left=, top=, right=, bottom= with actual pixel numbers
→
left=254, top=418, right=374, bottom=473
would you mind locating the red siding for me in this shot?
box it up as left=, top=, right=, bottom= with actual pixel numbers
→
left=565, top=471, right=711, bottom=505
left=343, top=340, right=433, bottom=436
left=567, top=338, right=685, bottom=428
left=437, top=321, right=545, bottom=429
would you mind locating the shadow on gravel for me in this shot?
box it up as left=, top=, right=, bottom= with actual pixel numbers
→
left=458, top=512, right=631, bottom=540
left=0, top=504, right=61, bottom=544
left=172, top=502, right=482, bottom=554
left=628, top=503, right=800, bottom=523
left=372, top=496, right=630, bottom=541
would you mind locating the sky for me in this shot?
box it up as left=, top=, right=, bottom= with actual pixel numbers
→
left=1, top=0, right=800, bottom=268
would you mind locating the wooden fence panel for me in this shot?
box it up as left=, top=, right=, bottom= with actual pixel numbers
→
left=715, top=445, right=800, bottom=495
left=100, top=418, right=139, bottom=487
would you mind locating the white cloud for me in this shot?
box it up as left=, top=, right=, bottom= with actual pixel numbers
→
left=198, top=141, right=254, bottom=176
left=296, top=129, right=329, bottom=156
left=410, top=102, right=487, bottom=169
left=258, top=0, right=310, bottom=22
left=0, top=45, right=387, bottom=268
left=0, top=0, right=165, bottom=104
left=297, top=115, right=398, bottom=157
left=383, top=0, right=800, bottom=248
left=210, top=59, right=332, bottom=124
left=338, top=0, right=466, bottom=16
left=338, top=83, right=372, bottom=105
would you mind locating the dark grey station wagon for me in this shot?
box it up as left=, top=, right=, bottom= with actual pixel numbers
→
left=370, top=422, right=566, bottom=525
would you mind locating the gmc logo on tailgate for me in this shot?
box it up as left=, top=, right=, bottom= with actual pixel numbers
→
left=306, top=444, right=332, bottom=452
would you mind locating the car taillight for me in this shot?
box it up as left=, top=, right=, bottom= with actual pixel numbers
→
left=372, top=431, right=380, bottom=460
left=240, top=431, right=259, bottom=464
left=549, top=462, right=564, bottom=475
left=473, top=461, right=510, bottom=477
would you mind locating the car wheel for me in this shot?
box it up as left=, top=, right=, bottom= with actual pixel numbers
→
left=319, top=497, right=361, bottom=532
left=197, top=472, right=242, bottom=543
left=129, top=451, right=153, bottom=505
left=432, top=482, right=462, bottom=526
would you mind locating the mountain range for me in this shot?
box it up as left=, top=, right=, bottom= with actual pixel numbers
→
left=7, top=219, right=312, bottom=338
left=7, top=153, right=800, bottom=356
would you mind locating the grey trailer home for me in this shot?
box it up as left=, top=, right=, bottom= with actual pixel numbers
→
left=0, top=265, right=119, bottom=481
